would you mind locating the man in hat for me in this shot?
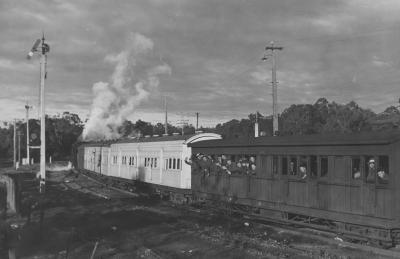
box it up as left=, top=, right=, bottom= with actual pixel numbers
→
left=366, top=158, right=377, bottom=182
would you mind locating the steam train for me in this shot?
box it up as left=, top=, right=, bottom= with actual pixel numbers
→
left=74, top=131, right=400, bottom=247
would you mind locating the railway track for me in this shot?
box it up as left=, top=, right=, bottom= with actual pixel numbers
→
left=52, top=170, right=138, bottom=200
left=78, top=169, right=400, bottom=258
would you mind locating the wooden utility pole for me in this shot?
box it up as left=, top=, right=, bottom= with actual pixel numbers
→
left=264, top=41, right=283, bottom=136
left=195, top=112, right=199, bottom=130
left=25, top=103, right=32, bottom=164
left=177, top=118, right=189, bottom=135
left=39, top=35, right=48, bottom=192
left=17, top=131, right=22, bottom=164
left=13, top=119, right=17, bottom=168
left=254, top=112, right=259, bottom=138
left=28, top=34, right=50, bottom=192
left=164, top=96, right=168, bottom=135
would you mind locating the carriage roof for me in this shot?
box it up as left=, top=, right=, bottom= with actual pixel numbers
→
left=78, top=133, right=221, bottom=147
left=189, top=131, right=400, bottom=148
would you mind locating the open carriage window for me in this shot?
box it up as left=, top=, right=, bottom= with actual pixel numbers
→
left=299, top=156, right=308, bottom=179
left=351, top=157, right=361, bottom=180
left=281, top=157, right=288, bottom=175
left=272, top=156, right=278, bottom=175
left=289, top=157, right=297, bottom=175
left=377, top=156, right=389, bottom=184
left=310, top=156, right=317, bottom=178
left=364, top=156, right=376, bottom=182
left=320, top=157, right=328, bottom=177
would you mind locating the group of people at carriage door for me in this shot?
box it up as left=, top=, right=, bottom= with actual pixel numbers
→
left=186, top=154, right=389, bottom=183
left=353, top=158, right=388, bottom=183
left=185, top=154, right=257, bottom=176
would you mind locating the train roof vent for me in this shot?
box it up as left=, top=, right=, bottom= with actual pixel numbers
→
left=162, top=133, right=169, bottom=136
left=172, top=132, right=180, bottom=136
left=144, top=135, right=151, bottom=138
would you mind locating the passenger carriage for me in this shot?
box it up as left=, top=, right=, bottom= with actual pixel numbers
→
left=79, top=142, right=111, bottom=175
left=188, top=131, right=400, bottom=246
left=76, top=133, right=222, bottom=196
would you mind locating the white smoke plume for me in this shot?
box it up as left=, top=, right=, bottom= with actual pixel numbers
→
left=82, top=33, right=171, bottom=141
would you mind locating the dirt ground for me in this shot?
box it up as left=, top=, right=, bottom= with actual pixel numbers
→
left=0, top=167, right=399, bottom=259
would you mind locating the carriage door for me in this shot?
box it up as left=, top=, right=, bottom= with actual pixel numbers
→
left=307, top=156, right=318, bottom=208
left=362, top=156, right=376, bottom=216
left=362, top=155, right=391, bottom=218
left=92, top=150, right=96, bottom=171
left=330, top=156, right=347, bottom=212
left=279, top=156, right=289, bottom=204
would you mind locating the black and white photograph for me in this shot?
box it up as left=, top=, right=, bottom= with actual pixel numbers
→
left=1, top=0, right=400, bottom=258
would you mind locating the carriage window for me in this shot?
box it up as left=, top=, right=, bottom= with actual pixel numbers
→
left=281, top=157, right=288, bottom=175
left=310, top=156, right=317, bottom=177
left=351, top=157, right=361, bottom=180
left=228, top=155, right=236, bottom=163
left=364, top=156, right=376, bottom=182
left=272, top=156, right=278, bottom=175
left=131, top=156, right=135, bottom=166
left=154, top=158, right=157, bottom=168
left=299, top=156, right=308, bottom=178
left=169, top=158, right=172, bottom=169
left=378, top=156, right=389, bottom=183
left=177, top=158, right=181, bottom=170
left=240, top=155, right=256, bottom=167
left=261, top=155, right=268, bottom=169
left=320, top=157, right=328, bottom=177
left=165, top=159, right=168, bottom=169
left=289, top=157, right=297, bottom=175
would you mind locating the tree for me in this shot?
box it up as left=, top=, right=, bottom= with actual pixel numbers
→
left=118, top=120, right=135, bottom=137
left=133, top=120, right=153, bottom=136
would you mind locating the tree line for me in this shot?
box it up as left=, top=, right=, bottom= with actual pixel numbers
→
left=1, top=98, right=399, bottom=162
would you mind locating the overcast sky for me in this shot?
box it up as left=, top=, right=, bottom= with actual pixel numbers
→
left=1, top=0, right=400, bottom=127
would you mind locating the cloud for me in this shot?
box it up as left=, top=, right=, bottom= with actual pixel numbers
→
left=0, top=58, right=36, bottom=71
left=371, top=56, right=391, bottom=68
left=2, top=0, right=400, bottom=124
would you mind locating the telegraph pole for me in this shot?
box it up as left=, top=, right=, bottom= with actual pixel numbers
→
left=17, top=131, right=22, bottom=164
left=264, top=41, right=283, bottom=136
left=13, top=119, right=17, bottom=168
left=164, top=96, right=168, bottom=135
left=195, top=112, right=199, bottom=130
left=177, top=117, right=189, bottom=135
left=28, top=34, right=50, bottom=193
left=25, top=103, right=32, bottom=165
left=254, top=112, right=259, bottom=138
left=39, top=35, right=48, bottom=192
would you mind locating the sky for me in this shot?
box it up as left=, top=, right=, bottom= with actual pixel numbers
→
left=1, top=0, right=400, bottom=128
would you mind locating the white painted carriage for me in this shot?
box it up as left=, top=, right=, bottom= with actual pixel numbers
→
left=82, top=133, right=221, bottom=189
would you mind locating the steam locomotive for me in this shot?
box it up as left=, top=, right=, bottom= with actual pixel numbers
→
left=74, top=131, right=400, bottom=247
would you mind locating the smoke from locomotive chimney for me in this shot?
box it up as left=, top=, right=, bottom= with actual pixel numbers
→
left=82, top=33, right=171, bottom=141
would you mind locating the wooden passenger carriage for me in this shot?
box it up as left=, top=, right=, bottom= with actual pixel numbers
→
left=189, top=131, right=400, bottom=246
